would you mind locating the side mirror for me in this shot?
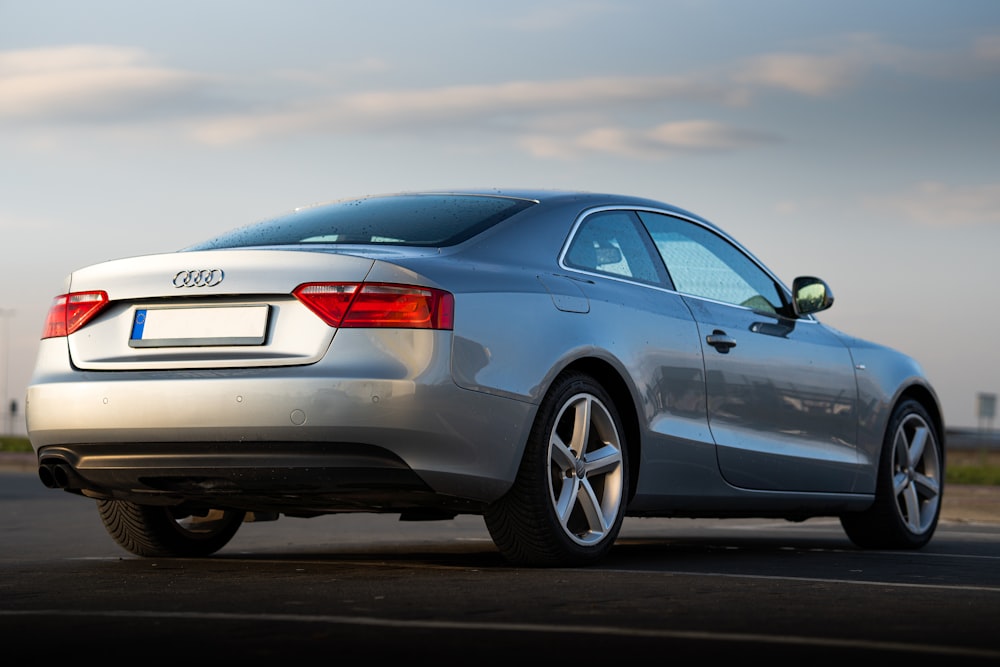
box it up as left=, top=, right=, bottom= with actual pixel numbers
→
left=792, top=276, right=834, bottom=316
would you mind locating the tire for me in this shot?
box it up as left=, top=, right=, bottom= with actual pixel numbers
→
left=840, top=399, right=943, bottom=549
left=97, top=500, right=245, bottom=557
left=484, top=371, right=628, bottom=567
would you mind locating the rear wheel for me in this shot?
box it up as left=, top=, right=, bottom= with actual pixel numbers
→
left=840, top=399, right=943, bottom=549
left=97, top=500, right=245, bottom=557
left=484, top=371, right=628, bottom=567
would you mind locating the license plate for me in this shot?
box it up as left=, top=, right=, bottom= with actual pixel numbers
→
left=129, top=305, right=269, bottom=348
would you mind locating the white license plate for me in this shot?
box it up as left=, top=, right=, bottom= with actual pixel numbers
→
left=129, top=305, right=269, bottom=348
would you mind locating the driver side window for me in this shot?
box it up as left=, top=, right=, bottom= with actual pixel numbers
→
left=637, top=211, right=784, bottom=314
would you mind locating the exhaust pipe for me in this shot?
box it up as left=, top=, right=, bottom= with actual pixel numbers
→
left=38, top=462, right=83, bottom=490
left=38, top=462, right=59, bottom=488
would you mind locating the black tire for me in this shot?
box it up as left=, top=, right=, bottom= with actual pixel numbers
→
left=97, top=499, right=245, bottom=557
left=840, top=399, right=943, bottom=549
left=484, top=371, right=628, bottom=567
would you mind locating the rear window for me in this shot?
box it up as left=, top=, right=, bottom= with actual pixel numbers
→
left=185, top=194, right=536, bottom=250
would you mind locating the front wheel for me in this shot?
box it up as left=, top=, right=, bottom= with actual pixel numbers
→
left=840, top=399, right=943, bottom=549
left=484, top=371, right=628, bottom=567
left=97, top=500, right=245, bottom=557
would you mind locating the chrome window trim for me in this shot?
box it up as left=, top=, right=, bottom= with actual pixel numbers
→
left=558, top=205, right=817, bottom=322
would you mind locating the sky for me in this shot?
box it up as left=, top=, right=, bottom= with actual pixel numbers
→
left=2, top=0, right=999, bottom=435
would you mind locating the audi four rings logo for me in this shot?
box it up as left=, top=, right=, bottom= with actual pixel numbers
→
left=172, top=269, right=225, bottom=288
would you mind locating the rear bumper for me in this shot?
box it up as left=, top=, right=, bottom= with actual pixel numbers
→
left=27, top=370, right=536, bottom=509
left=36, top=441, right=489, bottom=515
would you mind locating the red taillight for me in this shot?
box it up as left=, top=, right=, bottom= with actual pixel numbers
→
left=41, top=291, right=110, bottom=339
left=293, top=283, right=454, bottom=330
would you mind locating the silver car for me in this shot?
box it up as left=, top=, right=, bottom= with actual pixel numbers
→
left=25, top=189, right=945, bottom=566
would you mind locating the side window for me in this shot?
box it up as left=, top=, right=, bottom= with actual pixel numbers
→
left=636, top=211, right=785, bottom=314
left=564, top=210, right=663, bottom=284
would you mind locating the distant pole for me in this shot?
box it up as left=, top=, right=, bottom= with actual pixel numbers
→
left=0, top=309, right=10, bottom=436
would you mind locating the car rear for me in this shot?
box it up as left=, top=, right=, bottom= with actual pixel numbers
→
left=26, top=194, right=544, bottom=514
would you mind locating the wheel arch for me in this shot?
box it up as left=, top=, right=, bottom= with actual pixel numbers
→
left=897, top=383, right=947, bottom=462
left=840, top=383, right=945, bottom=550
left=559, top=356, right=642, bottom=503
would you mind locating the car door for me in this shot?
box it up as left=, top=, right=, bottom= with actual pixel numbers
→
left=561, top=209, right=718, bottom=495
left=636, top=211, right=861, bottom=493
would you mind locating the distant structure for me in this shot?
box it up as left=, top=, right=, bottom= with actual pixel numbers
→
left=978, top=392, right=996, bottom=434
left=0, top=308, right=11, bottom=437
left=7, top=400, right=19, bottom=437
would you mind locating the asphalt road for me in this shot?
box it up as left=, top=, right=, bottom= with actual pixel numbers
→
left=3, top=467, right=1000, bottom=664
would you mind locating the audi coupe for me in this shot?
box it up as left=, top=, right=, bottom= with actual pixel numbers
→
left=25, top=189, right=945, bottom=566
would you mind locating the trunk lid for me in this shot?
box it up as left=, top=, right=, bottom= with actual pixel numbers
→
left=63, top=249, right=376, bottom=370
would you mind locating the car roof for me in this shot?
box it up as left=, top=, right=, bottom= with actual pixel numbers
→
left=183, top=188, right=723, bottom=253
left=333, top=188, right=712, bottom=222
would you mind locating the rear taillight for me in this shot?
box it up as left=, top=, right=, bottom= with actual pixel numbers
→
left=41, top=291, right=110, bottom=339
left=293, top=283, right=454, bottom=330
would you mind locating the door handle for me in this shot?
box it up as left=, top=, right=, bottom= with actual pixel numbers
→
left=706, top=329, right=736, bottom=353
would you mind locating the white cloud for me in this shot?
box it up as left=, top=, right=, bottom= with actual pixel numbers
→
left=865, top=181, right=1000, bottom=227
left=180, top=33, right=1000, bottom=146
left=187, top=76, right=729, bottom=144
left=646, top=120, right=778, bottom=150
left=731, top=32, right=1000, bottom=95
left=731, top=33, right=906, bottom=96
left=519, top=119, right=779, bottom=159
left=5, top=32, right=999, bottom=161
left=0, top=45, right=141, bottom=73
left=733, top=51, right=858, bottom=96
left=0, top=45, right=211, bottom=121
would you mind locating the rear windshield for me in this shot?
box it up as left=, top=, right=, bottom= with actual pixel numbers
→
left=185, top=193, right=536, bottom=250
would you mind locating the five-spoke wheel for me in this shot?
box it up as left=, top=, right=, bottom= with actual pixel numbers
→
left=841, top=398, right=943, bottom=549
left=485, top=371, right=628, bottom=566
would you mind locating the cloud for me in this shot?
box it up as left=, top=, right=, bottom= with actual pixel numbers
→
left=731, top=32, right=1000, bottom=95
left=0, top=45, right=215, bottom=122
left=729, top=33, right=897, bottom=96
left=865, top=181, right=1000, bottom=227
left=520, top=119, right=780, bottom=159
left=0, top=44, right=730, bottom=136
left=186, top=75, right=733, bottom=144
left=733, top=51, right=858, bottom=96
left=159, top=33, right=1000, bottom=148
left=4, top=33, right=998, bottom=158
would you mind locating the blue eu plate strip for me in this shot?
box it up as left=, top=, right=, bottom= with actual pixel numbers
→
left=131, top=309, right=147, bottom=340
